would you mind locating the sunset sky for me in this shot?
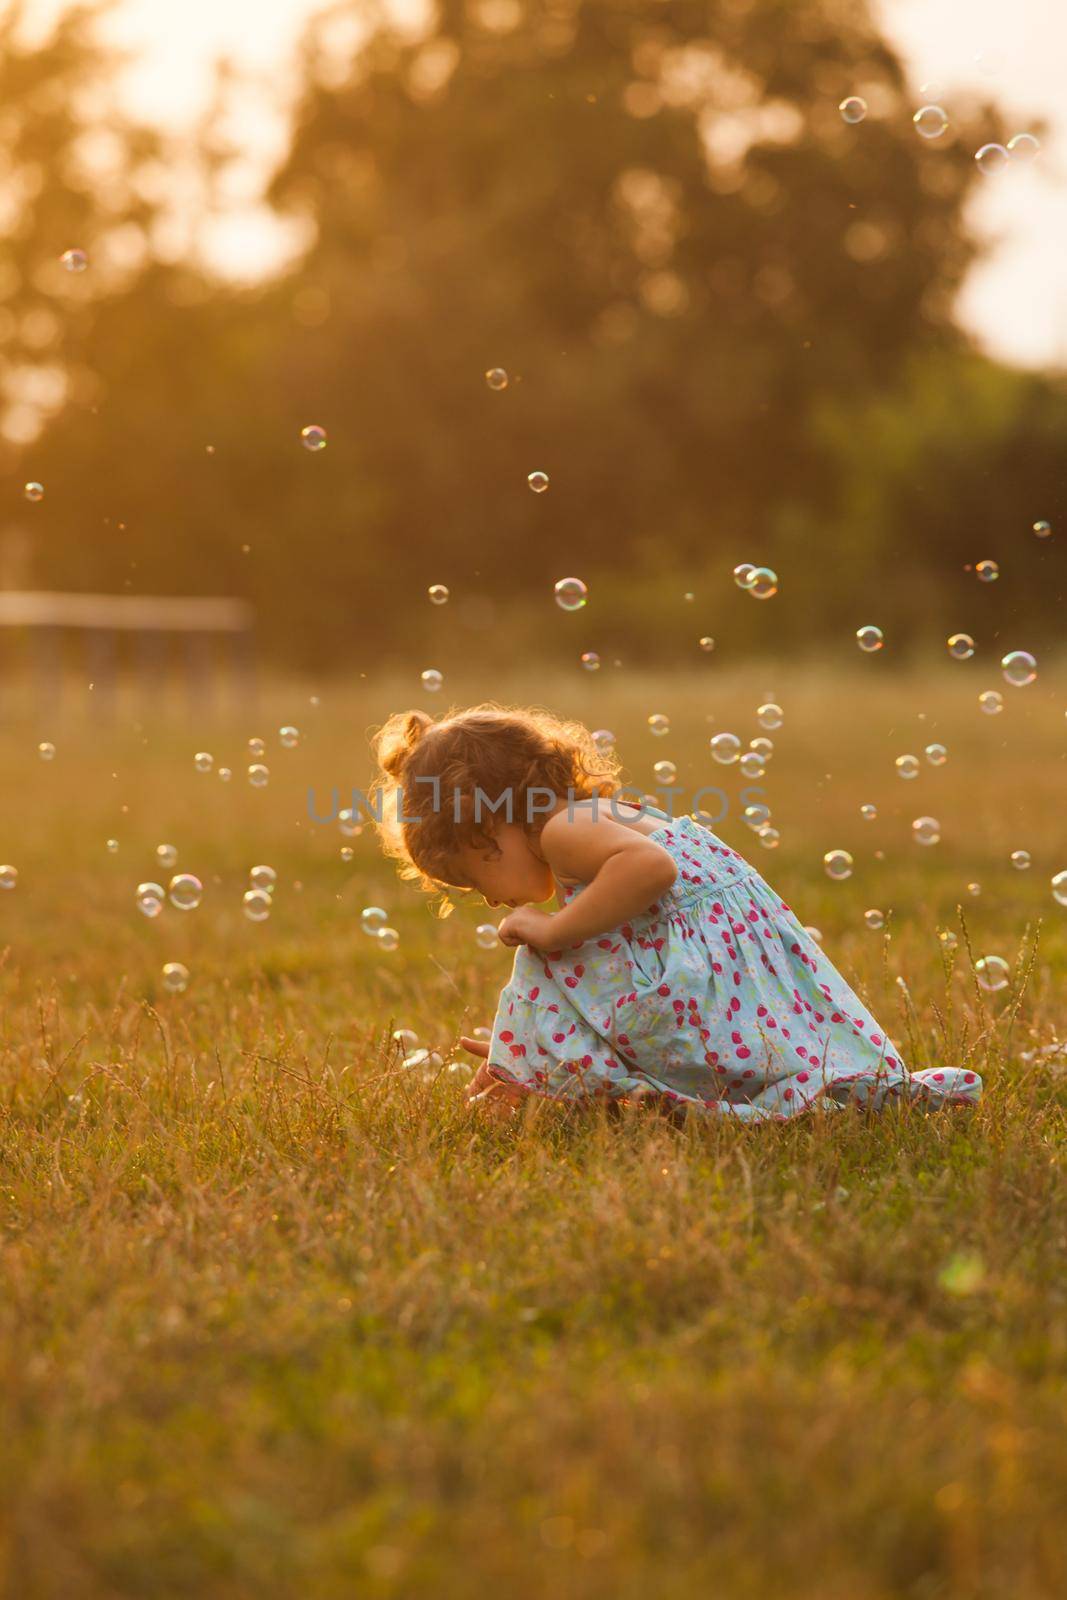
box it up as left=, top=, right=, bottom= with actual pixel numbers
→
left=13, top=0, right=1067, bottom=371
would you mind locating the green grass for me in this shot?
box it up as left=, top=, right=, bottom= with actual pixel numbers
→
left=1, top=662, right=1066, bottom=1598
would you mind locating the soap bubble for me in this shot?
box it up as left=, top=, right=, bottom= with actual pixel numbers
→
left=653, top=760, right=677, bottom=784
left=340, top=846, right=354, bottom=863
left=338, top=808, right=363, bottom=838
left=300, top=424, right=327, bottom=451
left=743, top=804, right=771, bottom=829
left=710, top=732, right=741, bottom=764
left=967, top=882, right=982, bottom=897
left=648, top=713, right=670, bottom=737
left=168, top=873, right=203, bottom=910
left=106, top=839, right=118, bottom=853
left=242, top=889, right=272, bottom=922
left=732, top=563, right=756, bottom=590
left=194, top=751, right=213, bottom=772
left=420, top=669, right=443, bottom=693
left=1052, top=871, right=1067, bottom=907
left=249, top=864, right=276, bottom=892
left=248, top=763, right=270, bottom=787
left=361, top=906, right=388, bottom=934
left=924, top=743, right=948, bottom=766
left=856, top=625, right=884, bottom=652
left=939, top=930, right=958, bottom=950
left=839, top=96, right=868, bottom=124
left=860, top=804, right=877, bottom=821
left=895, top=754, right=920, bottom=780
left=1007, top=132, right=1040, bottom=162
left=749, top=737, right=774, bottom=760
left=913, top=104, right=948, bottom=139
left=746, top=567, right=778, bottom=599
left=24, top=482, right=43, bottom=502
left=1032, top=520, right=1052, bottom=539
left=739, top=752, right=765, bottom=778
left=377, top=926, right=400, bottom=951
left=37, top=741, right=55, bottom=761
left=279, top=725, right=300, bottom=748
left=136, top=881, right=165, bottom=918
left=218, top=767, right=232, bottom=782
left=156, top=844, right=178, bottom=870
left=161, top=962, right=189, bottom=994
left=1001, top=650, right=1037, bottom=687
left=580, top=651, right=600, bottom=671
left=485, top=368, right=508, bottom=390
left=554, top=576, right=587, bottom=611
left=1010, top=850, right=1031, bottom=871
left=699, top=636, right=715, bottom=652
left=864, top=909, right=885, bottom=930
left=0, top=865, right=18, bottom=890
left=947, top=633, right=975, bottom=660
left=824, top=850, right=853, bottom=881
left=912, top=816, right=941, bottom=846
left=975, top=954, right=1010, bottom=992
left=428, top=584, right=449, bottom=605
left=248, top=737, right=265, bottom=758
left=527, top=471, right=549, bottom=493
left=975, top=143, right=1009, bottom=176
left=976, top=559, right=999, bottom=582
left=978, top=690, right=1003, bottom=715
left=805, top=926, right=823, bottom=944
left=475, top=923, right=499, bottom=949
left=61, top=247, right=88, bottom=272
left=393, top=1028, right=418, bottom=1051
left=592, top=728, right=616, bottom=752
left=757, top=702, right=783, bottom=731
left=758, top=826, right=780, bottom=849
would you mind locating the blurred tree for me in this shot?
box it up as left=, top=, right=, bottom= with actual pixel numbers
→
left=257, top=0, right=998, bottom=642
left=0, top=1, right=163, bottom=457
left=19, top=0, right=1067, bottom=670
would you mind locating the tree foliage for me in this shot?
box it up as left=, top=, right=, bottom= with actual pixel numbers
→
left=9, top=0, right=1066, bottom=667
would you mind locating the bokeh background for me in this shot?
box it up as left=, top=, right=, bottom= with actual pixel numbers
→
left=1, top=0, right=1065, bottom=677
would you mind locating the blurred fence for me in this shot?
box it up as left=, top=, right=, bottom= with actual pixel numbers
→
left=0, top=591, right=256, bottom=722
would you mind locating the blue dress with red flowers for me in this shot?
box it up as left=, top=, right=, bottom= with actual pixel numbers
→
left=486, top=811, right=982, bottom=1120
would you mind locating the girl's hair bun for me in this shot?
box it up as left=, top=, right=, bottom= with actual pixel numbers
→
left=373, top=708, right=434, bottom=780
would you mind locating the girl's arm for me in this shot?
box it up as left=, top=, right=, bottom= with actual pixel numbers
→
left=534, top=809, right=677, bottom=945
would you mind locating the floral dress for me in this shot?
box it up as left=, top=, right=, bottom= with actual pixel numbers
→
left=486, top=811, right=982, bottom=1121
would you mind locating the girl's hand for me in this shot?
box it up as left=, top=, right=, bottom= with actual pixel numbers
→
left=496, top=906, right=558, bottom=950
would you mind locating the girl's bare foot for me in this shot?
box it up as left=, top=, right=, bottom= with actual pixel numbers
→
left=458, top=1034, right=526, bottom=1115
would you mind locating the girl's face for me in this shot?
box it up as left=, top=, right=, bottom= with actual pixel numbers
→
left=447, top=823, right=557, bottom=909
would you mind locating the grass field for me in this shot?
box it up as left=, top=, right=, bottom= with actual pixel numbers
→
left=2, top=661, right=1066, bottom=1598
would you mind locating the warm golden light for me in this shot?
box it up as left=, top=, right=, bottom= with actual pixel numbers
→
left=12, top=0, right=1064, bottom=365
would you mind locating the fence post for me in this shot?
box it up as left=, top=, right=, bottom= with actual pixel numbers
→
left=133, top=627, right=169, bottom=718
left=229, top=627, right=257, bottom=720
left=85, top=628, right=118, bottom=722
left=30, top=624, right=63, bottom=722
left=183, top=631, right=214, bottom=721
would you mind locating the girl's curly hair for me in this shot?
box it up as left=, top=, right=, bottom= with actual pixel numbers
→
left=368, top=701, right=623, bottom=917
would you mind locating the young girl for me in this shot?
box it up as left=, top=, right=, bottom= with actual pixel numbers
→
left=370, top=703, right=982, bottom=1121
